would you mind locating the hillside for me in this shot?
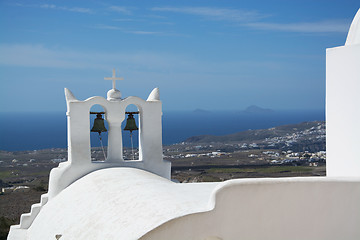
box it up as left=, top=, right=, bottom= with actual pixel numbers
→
left=185, top=121, right=326, bottom=152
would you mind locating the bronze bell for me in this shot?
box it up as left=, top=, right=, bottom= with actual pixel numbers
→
left=91, top=113, right=107, bottom=134
left=124, top=113, right=138, bottom=133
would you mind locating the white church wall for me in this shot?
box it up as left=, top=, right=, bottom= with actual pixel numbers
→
left=326, top=10, right=360, bottom=177
left=141, top=177, right=360, bottom=240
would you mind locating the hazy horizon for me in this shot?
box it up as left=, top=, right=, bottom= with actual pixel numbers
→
left=0, top=109, right=325, bottom=151
left=0, top=106, right=326, bottom=114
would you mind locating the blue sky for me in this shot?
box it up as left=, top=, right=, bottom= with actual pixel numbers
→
left=0, top=0, right=358, bottom=112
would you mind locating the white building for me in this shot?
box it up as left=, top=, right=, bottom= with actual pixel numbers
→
left=8, top=9, right=360, bottom=240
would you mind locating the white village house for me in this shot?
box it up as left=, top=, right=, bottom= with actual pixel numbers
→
left=8, top=9, right=360, bottom=240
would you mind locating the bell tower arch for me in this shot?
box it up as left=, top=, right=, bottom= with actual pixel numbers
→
left=89, top=104, right=108, bottom=161
left=123, top=104, right=140, bottom=161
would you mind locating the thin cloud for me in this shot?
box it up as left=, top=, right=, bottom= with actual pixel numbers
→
left=93, top=24, right=164, bottom=36
left=12, top=3, right=93, bottom=13
left=40, top=4, right=93, bottom=13
left=127, top=31, right=161, bottom=35
left=94, top=24, right=124, bottom=30
left=40, top=4, right=57, bottom=9
left=0, top=44, right=92, bottom=69
left=0, top=44, right=281, bottom=73
left=151, top=6, right=267, bottom=22
left=113, top=18, right=144, bottom=22
left=152, top=6, right=350, bottom=34
left=0, top=44, right=188, bottom=70
left=109, top=6, right=132, bottom=15
left=245, top=20, right=350, bottom=33
left=144, top=14, right=168, bottom=20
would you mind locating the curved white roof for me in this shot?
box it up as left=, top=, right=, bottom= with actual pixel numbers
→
left=26, top=168, right=218, bottom=240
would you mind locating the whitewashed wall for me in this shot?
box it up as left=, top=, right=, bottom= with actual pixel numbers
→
left=141, top=177, right=360, bottom=240
left=326, top=9, right=360, bottom=177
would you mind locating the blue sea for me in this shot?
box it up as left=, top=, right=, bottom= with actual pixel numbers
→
left=0, top=110, right=325, bottom=151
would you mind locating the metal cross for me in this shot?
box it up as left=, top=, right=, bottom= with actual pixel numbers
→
left=104, top=69, right=124, bottom=89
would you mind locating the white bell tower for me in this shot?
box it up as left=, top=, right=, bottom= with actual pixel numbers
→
left=47, top=70, right=171, bottom=199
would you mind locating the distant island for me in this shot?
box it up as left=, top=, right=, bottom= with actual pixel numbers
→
left=192, top=108, right=212, bottom=114
left=242, top=105, right=274, bottom=114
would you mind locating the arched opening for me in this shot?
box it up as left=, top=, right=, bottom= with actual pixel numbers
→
left=89, top=104, right=108, bottom=162
left=122, top=104, right=140, bottom=161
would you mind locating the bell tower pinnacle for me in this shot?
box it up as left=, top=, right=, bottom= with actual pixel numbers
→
left=105, top=68, right=124, bottom=101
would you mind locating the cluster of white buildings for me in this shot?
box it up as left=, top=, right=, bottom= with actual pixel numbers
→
left=264, top=150, right=326, bottom=165
left=165, top=151, right=228, bottom=159
left=263, top=122, right=326, bottom=148
left=241, top=149, right=326, bottom=165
